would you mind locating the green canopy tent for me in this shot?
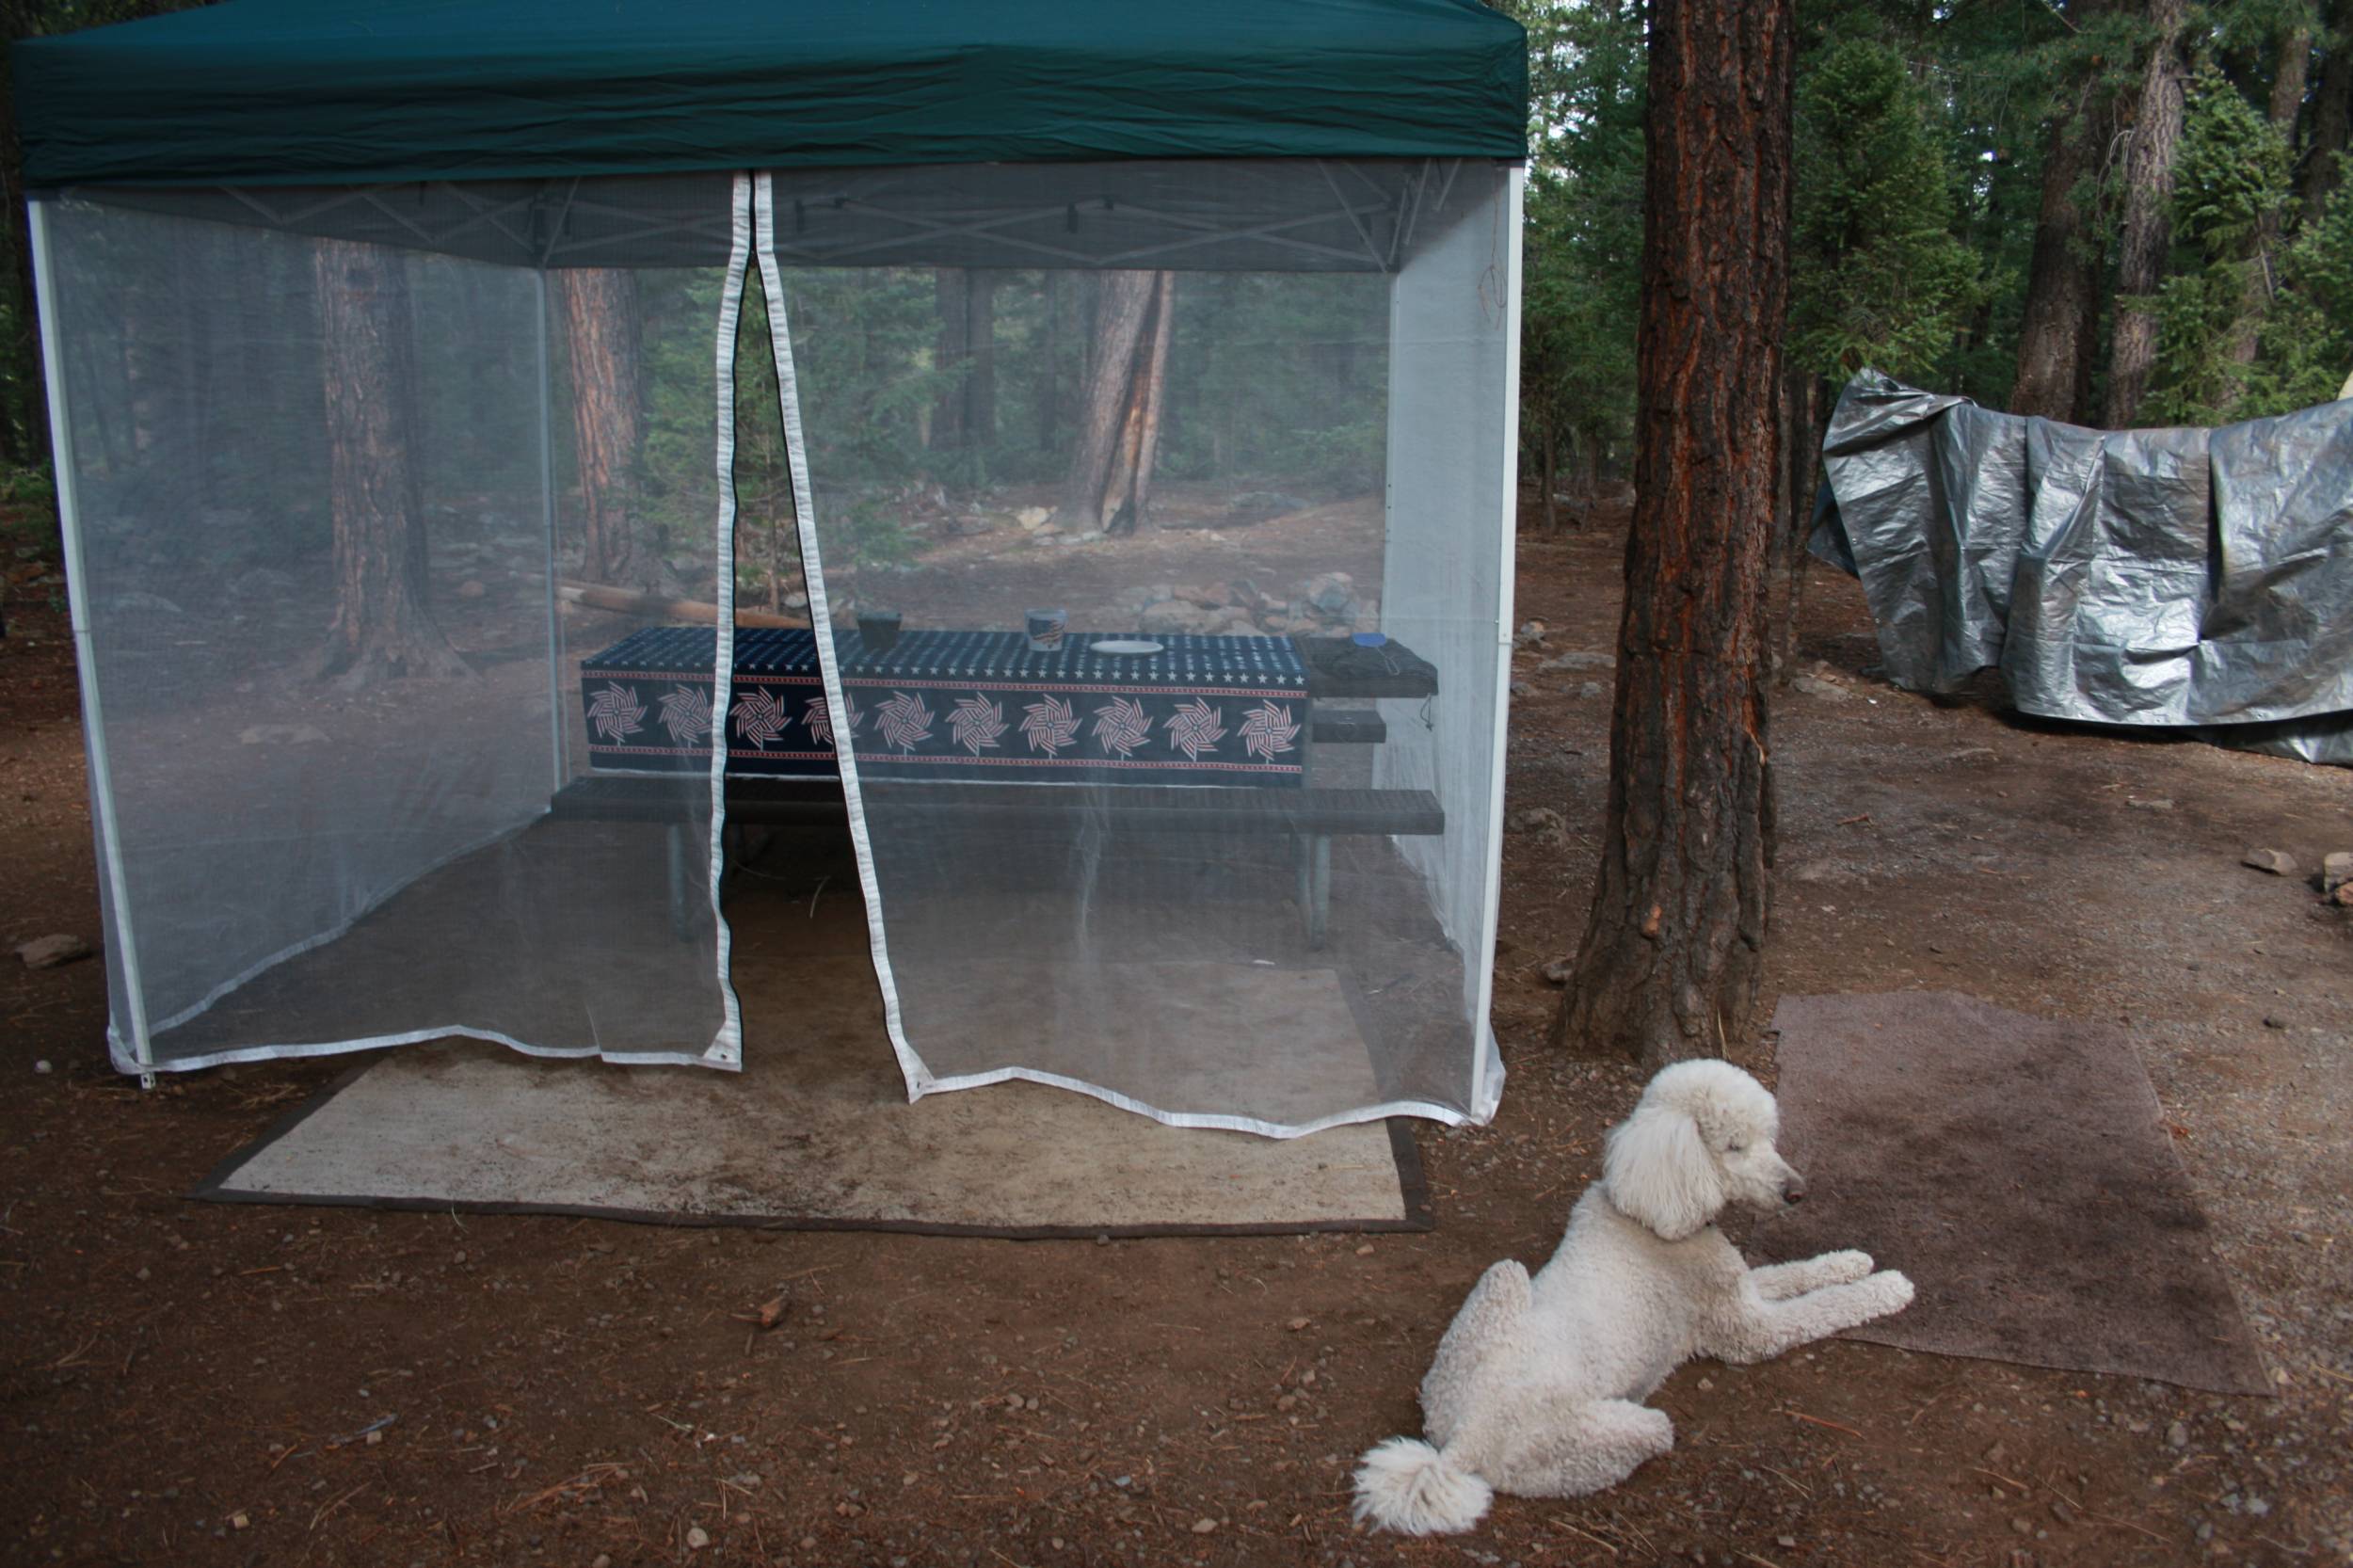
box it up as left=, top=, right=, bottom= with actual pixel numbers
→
left=16, top=0, right=1528, bottom=1139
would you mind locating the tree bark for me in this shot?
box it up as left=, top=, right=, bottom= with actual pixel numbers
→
left=553, top=269, right=649, bottom=588
left=1550, top=0, right=1791, bottom=1070
left=2105, top=0, right=2190, bottom=428
left=931, top=267, right=969, bottom=450
left=2296, top=1, right=2352, bottom=223
left=1061, top=270, right=1162, bottom=532
left=929, top=268, right=1000, bottom=458
left=1541, top=420, right=1560, bottom=535
left=312, top=239, right=467, bottom=685
left=1038, top=272, right=1065, bottom=455
left=1770, top=370, right=1829, bottom=685
left=1121, top=273, right=1176, bottom=533
left=2010, top=9, right=2115, bottom=423
left=967, top=271, right=998, bottom=445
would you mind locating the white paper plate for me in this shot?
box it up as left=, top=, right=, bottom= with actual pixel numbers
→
left=1089, top=639, right=1164, bottom=656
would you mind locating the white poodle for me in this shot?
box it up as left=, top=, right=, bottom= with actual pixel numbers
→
left=1353, top=1059, right=1914, bottom=1535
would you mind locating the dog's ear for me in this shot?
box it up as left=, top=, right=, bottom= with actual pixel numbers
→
left=1603, top=1101, right=1723, bottom=1240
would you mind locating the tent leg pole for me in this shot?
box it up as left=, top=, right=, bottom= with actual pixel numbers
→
left=668, top=821, right=691, bottom=941
left=536, top=271, right=566, bottom=792
left=1299, top=834, right=1330, bottom=949
left=32, top=199, right=157, bottom=1079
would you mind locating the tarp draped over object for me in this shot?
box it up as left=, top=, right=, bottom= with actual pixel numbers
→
left=1812, top=372, right=2353, bottom=764
left=13, top=0, right=1529, bottom=189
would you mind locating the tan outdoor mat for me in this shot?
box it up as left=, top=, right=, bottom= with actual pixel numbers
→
left=1750, top=992, right=2269, bottom=1395
left=196, top=961, right=1427, bottom=1237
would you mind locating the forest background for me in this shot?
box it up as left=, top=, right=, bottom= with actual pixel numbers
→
left=1, top=0, right=2349, bottom=570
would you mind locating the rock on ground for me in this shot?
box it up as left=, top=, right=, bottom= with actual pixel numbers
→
left=16, top=934, right=91, bottom=969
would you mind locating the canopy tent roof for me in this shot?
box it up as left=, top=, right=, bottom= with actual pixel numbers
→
left=14, top=0, right=1528, bottom=191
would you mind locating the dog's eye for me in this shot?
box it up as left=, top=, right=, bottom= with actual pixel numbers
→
left=1726, top=1143, right=1745, bottom=1154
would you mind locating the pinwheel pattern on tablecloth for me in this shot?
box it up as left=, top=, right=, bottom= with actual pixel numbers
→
left=1238, top=699, right=1300, bottom=762
left=1091, top=696, right=1150, bottom=759
left=949, top=694, right=1008, bottom=756
left=1020, top=694, right=1079, bottom=756
left=732, top=688, right=790, bottom=748
left=874, top=691, right=935, bottom=753
left=586, top=682, right=646, bottom=744
left=804, top=693, right=861, bottom=748
left=1165, top=697, right=1227, bottom=761
left=658, top=683, right=713, bottom=746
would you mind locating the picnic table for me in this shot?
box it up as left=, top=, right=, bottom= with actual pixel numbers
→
left=553, top=628, right=1443, bottom=946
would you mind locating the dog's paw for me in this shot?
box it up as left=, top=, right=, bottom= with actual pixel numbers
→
left=1632, top=1404, right=1676, bottom=1455
left=1816, top=1249, right=1875, bottom=1285
left=1857, top=1270, right=1914, bottom=1318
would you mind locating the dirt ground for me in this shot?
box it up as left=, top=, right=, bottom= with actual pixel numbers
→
left=3, top=495, right=2349, bottom=1568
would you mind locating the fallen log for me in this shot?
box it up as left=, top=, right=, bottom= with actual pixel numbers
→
left=556, top=580, right=808, bottom=630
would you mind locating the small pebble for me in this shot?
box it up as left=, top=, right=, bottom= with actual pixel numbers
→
left=685, top=1526, right=709, bottom=1549
left=1191, top=1517, right=1219, bottom=1534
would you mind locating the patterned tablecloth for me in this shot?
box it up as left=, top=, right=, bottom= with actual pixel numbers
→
left=580, top=627, right=1311, bottom=787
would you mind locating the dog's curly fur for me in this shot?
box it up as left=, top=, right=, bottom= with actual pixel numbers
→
left=1353, top=1060, right=1915, bottom=1535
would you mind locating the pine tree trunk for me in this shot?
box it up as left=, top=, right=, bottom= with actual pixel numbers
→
left=2105, top=0, right=2190, bottom=429
left=1541, top=420, right=1560, bottom=535
left=1116, top=273, right=1176, bottom=535
left=555, top=269, right=649, bottom=588
left=967, top=271, right=998, bottom=446
left=0, top=15, right=42, bottom=472
left=1061, top=270, right=1160, bottom=532
left=931, top=267, right=969, bottom=451
left=1770, top=371, right=1828, bottom=685
left=2010, top=15, right=2114, bottom=423
left=312, top=239, right=468, bottom=686
left=1039, top=273, right=1064, bottom=455
left=2297, top=1, right=2352, bottom=224
left=1551, top=0, right=1791, bottom=1070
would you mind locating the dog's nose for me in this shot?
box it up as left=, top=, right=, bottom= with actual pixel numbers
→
left=1782, top=1175, right=1807, bottom=1205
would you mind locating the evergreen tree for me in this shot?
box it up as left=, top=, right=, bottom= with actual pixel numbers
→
left=1789, top=38, right=1982, bottom=386
left=2142, top=63, right=2295, bottom=423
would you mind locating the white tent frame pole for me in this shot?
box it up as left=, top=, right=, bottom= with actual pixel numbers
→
left=534, top=271, right=567, bottom=791
left=1468, top=164, right=1526, bottom=1122
left=28, top=199, right=157, bottom=1085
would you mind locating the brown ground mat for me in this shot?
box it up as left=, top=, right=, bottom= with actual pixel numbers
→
left=196, top=960, right=1427, bottom=1238
left=1749, top=992, right=2269, bottom=1395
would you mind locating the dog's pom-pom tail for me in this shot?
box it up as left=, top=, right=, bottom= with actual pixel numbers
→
left=1352, top=1436, right=1493, bottom=1535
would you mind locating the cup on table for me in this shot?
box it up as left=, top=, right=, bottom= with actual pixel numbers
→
left=1025, top=608, right=1067, bottom=653
left=857, top=611, right=902, bottom=653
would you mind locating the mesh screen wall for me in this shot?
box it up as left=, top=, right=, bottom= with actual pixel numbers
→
left=37, top=161, right=1516, bottom=1133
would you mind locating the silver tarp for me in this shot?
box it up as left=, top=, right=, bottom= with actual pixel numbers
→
left=1811, top=371, right=2353, bottom=766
